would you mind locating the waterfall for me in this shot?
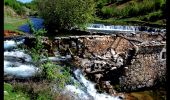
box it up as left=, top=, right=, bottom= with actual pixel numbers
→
left=87, top=24, right=166, bottom=33
left=4, top=60, right=39, bottom=78
left=4, top=38, right=124, bottom=99
left=4, top=39, right=39, bottom=78
left=63, top=69, right=123, bottom=100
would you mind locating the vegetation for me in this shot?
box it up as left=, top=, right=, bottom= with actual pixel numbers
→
left=4, top=0, right=166, bottom=30
left=96, top=0, right=166, bottom=17
left=95, top=0, right=166, bottom=26
left=16, top=21, right=71, bottom=99
left=36, top=0, right=96, bottom=30
left=3, top=0, right=167, bottom=99
left=27, top=20, right=71, bottom=83
left=4, top=5, right=28, bottom=34
left=4, top=0, right=26, bottom=15
left=4, top=15, right=27, bottom=32
left=4, top=20, right=72, bottom=100
left=4, top=83, right=29, bottom=100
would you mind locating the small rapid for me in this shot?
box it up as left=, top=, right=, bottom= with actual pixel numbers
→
left=87, top=24, right=166, bottom=33
left=4, top=38, right=123, bottom=100
left=4, top=39, right=39, bottom=78
left=63, top=69, right=123, bottom=100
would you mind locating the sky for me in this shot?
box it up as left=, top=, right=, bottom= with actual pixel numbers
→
left=17, top=0, right=32, bottom=3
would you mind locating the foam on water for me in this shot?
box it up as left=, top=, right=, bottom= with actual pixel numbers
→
left=4, top=50, right=32, bottom=62
left=16, top=39, right=25, bottom=45
left=4, top=39, right=25, bottom=50
left=4, top=40, right=17, bottom=50
left=64, top=69, right=122, bottom=100
left=87, top=24, right=139, bottom=32
left=4, top=60, right=39, bottom=78
left=65, top=85, right=90, bottom=100
left=4, top=38, right=122, bottom=99
left=87, top=24, right=166, bottom=33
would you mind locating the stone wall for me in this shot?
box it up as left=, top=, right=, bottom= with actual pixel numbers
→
left=22, top=33, right=166, bottom=92
left=52, top=35, right=135, bottom=57
left=120, top=53, right=166, bottom=91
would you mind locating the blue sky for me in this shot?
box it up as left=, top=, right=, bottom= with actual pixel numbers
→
left=17, top=0, right=32, bottom=3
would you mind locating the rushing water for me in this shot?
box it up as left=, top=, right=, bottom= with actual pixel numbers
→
left=87, top=24, right=166, bottom=33
left=62, top=69, right=123, bottom=100
left=4, top=39, right=39, bottom=78
left=10, top=17, right=166, bottom=99
left=4, top=38, right=122, bottom=100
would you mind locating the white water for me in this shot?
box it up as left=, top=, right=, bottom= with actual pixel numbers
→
left=4, top=39, right=25, bottom=50
left=4, top=39, right=39, bottom=78
left=4, top=39, right=123, bottom=99
left=64, top=69, right=123, bottom=100
left=4, top=60, right=39, bottom=78
left=4, top=50, right=32, bottom=62
left=4, top=40, right=17, bottom=50
left=87, top=24, right=166, bottom=33
left=87, top=24, right=139, bottom=32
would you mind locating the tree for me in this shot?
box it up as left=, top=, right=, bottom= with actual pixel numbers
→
left=36, top=0, right=96, bottom=30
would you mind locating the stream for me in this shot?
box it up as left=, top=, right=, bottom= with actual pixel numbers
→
left=5, top=17, right=166, bottom=100
left=18, top=17, right=166, bottom=34
left=4, top=38, right=123, bottom=100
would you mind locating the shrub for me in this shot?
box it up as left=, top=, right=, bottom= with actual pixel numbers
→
left=36, top=0, right=96, bottom=30
left=4, top=83, right=29, bottom=100
left=101, top=6, right=114, bottom=18
left=27, top=20, right=71, bottom=86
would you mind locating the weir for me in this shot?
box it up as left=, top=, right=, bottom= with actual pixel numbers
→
left=18, top=31, right=166, bottom=92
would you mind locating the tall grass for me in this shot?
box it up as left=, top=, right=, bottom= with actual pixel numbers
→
left=4, top=83, right=29, bottom=100
left=100, top=0, right=166, bottom=18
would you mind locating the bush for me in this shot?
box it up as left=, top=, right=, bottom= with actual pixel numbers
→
left=12, top=81, right=53, bottom=100
left=36, top=0, right=96, bottom=30
left=101, top=6, right=114, bottom=18
left=27, top=21, right=71, bottom=86
left=4, top=83, right=29, bottom=100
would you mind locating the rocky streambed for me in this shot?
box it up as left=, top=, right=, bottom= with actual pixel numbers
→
left=4, top=35, right=124, bottom=100
left=4, top=29, right=166, bottom=100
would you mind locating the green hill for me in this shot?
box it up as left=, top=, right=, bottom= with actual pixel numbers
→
left=94, top=0, right=166, bottom=27
left=4, top=5, right=28, bottom=33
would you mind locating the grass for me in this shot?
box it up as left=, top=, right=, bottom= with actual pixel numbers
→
left=94, top=15, right=166, bottom=28
left=4, top=5, right=28, bottom=33
left=4, top=83, right=29, bottom=100
left=96, top=0, right=166, bottom=27
left=4, top=16, right=28, bottom=32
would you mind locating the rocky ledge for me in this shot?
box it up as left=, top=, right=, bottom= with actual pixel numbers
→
left=12, top=32, right=166, bottom=93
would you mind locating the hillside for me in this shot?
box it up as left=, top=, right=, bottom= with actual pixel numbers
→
left=94, top=0, right=166, bottom=27
left=4, top=0, right=166, bottom=28
left=4, top=5, right=28, bottom=35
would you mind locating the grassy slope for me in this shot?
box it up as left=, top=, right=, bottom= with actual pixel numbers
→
left=94, top=16, right=166, bottom=27
left=95, top=0, right=166, bottom=27
left=4, top=6, right=28, bottom=32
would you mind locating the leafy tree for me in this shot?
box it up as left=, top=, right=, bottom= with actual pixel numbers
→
left=36, top=0, right=96, bottom=30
